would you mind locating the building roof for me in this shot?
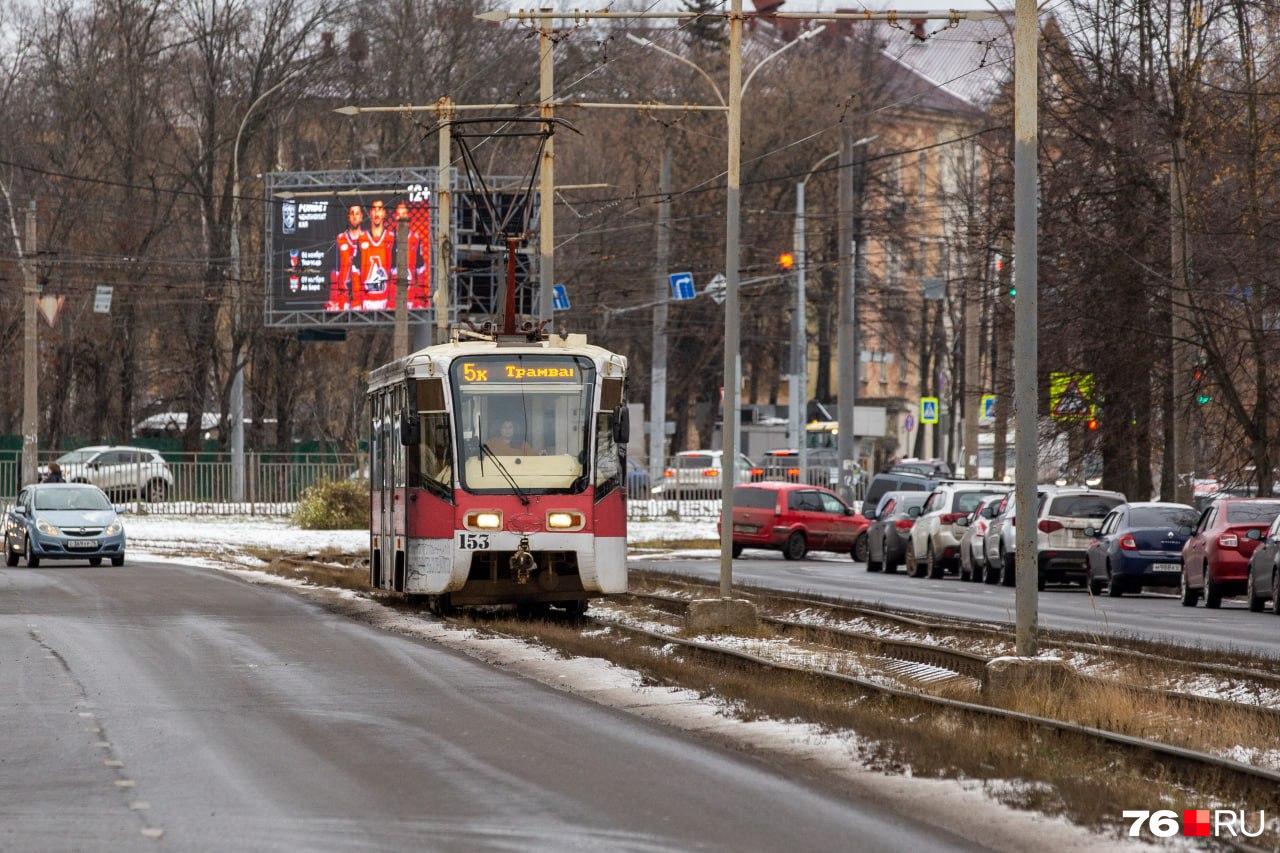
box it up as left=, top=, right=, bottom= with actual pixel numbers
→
left=875, top=14, right=1014, bottom=113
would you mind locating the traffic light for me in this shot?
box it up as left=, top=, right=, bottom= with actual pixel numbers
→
left=1192, top=367, right=1211, bottom=405
left=1087, top=418, right=1098, bottom=431
left=777, top=252, right=795, bottom=271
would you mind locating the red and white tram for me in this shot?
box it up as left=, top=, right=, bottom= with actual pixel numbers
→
left=366, top=331, right=629, bottom=613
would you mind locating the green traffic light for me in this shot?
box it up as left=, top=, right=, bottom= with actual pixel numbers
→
left=1008, top=287, right=1016, bottom=298
left=1196, top=394, right=1212, bottom=405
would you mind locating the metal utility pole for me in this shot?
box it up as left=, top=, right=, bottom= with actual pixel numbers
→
left=435, top=99, right=453, bottom=344
left=791, top=181, right=807, bottom=480
left=962, top=244, right=983, bottom=478
left=1013, top=0, right=1039, bottom=657
left=1170, top=135, right=1192, bottom=505
left=394, top=212, right=410, bottom=358
left=836, top=126, right=857, bottom=503
left=718, top=0, right=744, bottom=598
left=21, top=201, right=38, bottom=487
left=649, top=146, right=672, bottom=492
left=538, top=25, right=556, bottom=322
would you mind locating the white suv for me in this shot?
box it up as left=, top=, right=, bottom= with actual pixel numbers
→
left=906, top=482, right=1010, bottom=578
left=986, top=486, right=1125, bottom=589
left=43, top=446, right=174, bottom=502
left=662, top=450, right=755, bottom=498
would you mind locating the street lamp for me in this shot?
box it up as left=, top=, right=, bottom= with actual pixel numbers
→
left=229, top=74, right=296, bottom=504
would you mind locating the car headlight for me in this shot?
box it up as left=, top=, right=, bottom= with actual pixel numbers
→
left=36, top=520, right=61, bottom=536
left=105, top=520, right=123, bottom=536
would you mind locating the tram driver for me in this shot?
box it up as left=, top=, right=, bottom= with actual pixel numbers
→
left=487, top=418, right=533, bottom=456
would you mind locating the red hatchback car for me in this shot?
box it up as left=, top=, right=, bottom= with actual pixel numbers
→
left=1181, top=498, right=1280, bottom=607
left=723, top=482, right=869, bottom=561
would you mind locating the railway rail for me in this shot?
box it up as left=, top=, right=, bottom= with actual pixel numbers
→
left=629, top=590, right=1280, bottom=723
left=579, top=611, right=1280, bottom=790
left=635, top=569, right=1280, bottom=688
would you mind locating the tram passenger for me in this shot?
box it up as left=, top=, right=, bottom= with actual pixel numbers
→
left=486, top=419, right=533, bottom=456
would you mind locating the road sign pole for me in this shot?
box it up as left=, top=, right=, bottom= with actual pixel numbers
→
left=1013, top=0, right=1039, bottom=657
left=836, top=124, right=856, bottom=503
left=650, top=146, right=672, bottom=496
left=792, top=180, right=807, bottom=481
left=719, top=0, right=743, bottom=599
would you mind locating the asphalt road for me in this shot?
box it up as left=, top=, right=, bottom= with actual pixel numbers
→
left=635, top=551, right=1280, bottom=659
left=0, top=557, right=975, bottom=852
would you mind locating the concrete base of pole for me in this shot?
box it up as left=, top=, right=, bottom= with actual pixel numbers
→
left=685, top=598, right=758, bottom=633
left=981, top=657, right=1075, bottom=698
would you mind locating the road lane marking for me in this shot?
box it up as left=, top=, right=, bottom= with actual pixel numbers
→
left=140, top=828, right=164, bottom=839
left=128, top=801, right=150, bottom=811
left=104, top=759, right=123, bottom=767
left=114, top=779, right=136, bottom=788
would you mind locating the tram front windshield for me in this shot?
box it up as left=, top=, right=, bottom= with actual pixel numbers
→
left=451, top=355, right=595, bottom=493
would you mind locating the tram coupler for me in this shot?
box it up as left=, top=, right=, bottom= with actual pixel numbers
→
left=511, top=537, right=536, bottom=584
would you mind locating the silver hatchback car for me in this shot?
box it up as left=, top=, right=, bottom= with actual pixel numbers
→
left=4, top=484, right=126, bottom=567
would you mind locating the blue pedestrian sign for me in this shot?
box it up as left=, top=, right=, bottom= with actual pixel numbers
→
left=980, top=394, right=996, bottom=424
left=669, top=272, right=696, bottom=301
left=551, top=283, right=571, bottom=312
left=920, top=396, right=940, bottom=425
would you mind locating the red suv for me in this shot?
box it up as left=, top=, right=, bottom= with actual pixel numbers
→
left=1181, top=498, right=1280, bottom=607
left=722, top=482, right=868, bottom=561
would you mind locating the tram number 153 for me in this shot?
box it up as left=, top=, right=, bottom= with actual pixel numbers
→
left=457, top=532, right=490, bottom=550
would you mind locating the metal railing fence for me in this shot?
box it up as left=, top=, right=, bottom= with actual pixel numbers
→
left=0, top=450, right=365, bottom=516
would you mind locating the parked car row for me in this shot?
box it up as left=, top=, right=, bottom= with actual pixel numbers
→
left=858, top=475, right=1280, bottom=613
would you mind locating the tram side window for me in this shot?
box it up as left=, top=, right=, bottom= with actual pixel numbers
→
left=407, top=410, right=453, bottom=500
left=393, top=385, right=405, bottom=488
left=595, top=411, right=621, bottom=497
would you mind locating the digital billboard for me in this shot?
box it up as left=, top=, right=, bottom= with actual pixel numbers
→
left=265, top=167, right=537, bottom=329
left=274, top=187, right=430, bottom=313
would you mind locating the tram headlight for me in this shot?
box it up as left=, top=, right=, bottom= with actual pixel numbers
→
left=546, top=511, right=584, bottom=531
left=465, top=511, right=502, bottom=531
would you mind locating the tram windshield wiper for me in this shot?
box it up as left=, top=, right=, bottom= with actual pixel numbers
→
left=481, top=443, right=531, bottom=506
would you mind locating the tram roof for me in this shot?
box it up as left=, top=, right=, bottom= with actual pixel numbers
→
left=367, top=334, right=626, bottom=390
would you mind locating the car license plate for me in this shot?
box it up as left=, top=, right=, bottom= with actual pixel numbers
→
left=67, top=539, right=96, bottom=549
left=1153, top=563, right=1181, bottom=572
left=733, top=524, right=759, bottom=534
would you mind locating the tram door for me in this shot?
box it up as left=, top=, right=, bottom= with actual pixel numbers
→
left=379, top=387, right=396, bottom=585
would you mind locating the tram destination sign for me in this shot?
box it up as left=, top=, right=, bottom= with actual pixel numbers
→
left=459, top=361, right=580, bottom=384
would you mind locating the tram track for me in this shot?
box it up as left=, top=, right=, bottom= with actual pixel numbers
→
left=628, top=590, right=1280, bottom=723
left=583, top=614, right=1280, bottom=791
left=634, top=569, right=1280, bottom=689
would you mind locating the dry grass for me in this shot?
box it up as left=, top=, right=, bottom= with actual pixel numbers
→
left=242, top=546, right=369, bottom=592
left=629, top=538, right=719, bottom=550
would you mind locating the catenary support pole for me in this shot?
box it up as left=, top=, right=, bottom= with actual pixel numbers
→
left=435, top=100, right=453, bottom=343
left=649, top=146, right=672, bottom=494
left=792, top=181, right=807, bottom=481
left=962, top=228, right=983, bottom=478
left=836, top=125, right=857, bottom=503
left=718, top=0, right=743, bottom=598
left=538, top=25, right=555, bottom=322
left=394, top=214, right=410, bottom=359
left=1013, top=0, right=1039, bottom=657
left=21, top=201, right=37, bottom=487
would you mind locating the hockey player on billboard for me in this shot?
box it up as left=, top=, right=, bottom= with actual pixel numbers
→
left=393, top=201, right=431, bottom=310
left=327, top=204, right=366, bottom=310
left=360, top=199, right=394, bottom=310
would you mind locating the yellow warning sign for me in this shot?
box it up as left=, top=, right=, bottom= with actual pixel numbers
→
left=1049, top=372, right=1094, bottom=421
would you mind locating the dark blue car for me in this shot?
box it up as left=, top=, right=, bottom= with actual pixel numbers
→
left=1084, top=501, right=1198, bottom=596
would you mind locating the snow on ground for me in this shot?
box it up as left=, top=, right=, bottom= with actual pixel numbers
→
left=124, top=515, right=364, bottom=557
left=124, top=513, right=716, bottom=557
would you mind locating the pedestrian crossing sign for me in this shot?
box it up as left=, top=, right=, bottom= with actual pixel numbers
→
left=920, top=396, right=940, bottom=425
left=1049, top=371, right=1094, bottom=421
left=980, top=394, right=996, bottom=424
